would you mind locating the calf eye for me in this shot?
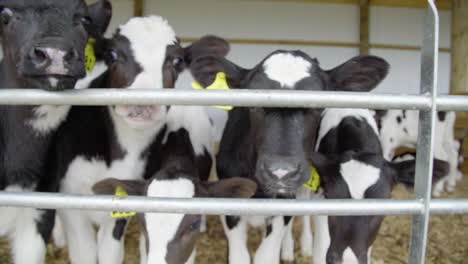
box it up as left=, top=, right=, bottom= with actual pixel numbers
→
left=105, top=49, right=119, bottom=65
left=73, top=14, right=91, bottom=27
left=172, top=57, right=182, bottom=65
left=0, top=7, right=13, bottom=26
left=189, top=219, right=201, bottom=231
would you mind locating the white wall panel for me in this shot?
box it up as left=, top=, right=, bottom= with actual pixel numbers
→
left=144, top=0, right=359, bottom=42
left=371, top=49, right=451, bottom=95
left=370, top=6, right=451, bottom=49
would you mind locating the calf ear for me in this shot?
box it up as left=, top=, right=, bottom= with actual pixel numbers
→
left=309, top=152, right=337, bottom=185
left=92, top=178, right=145, bottom=196
left=205, top=177, right=257, bottom=198
left=87, top=0, right=112, bottom=38
left=326, top=55, right=389, bottom=92
left=389, top=158, right=449, bottom=187
left=190, top=55, right=248, bottom=88
left=183, top=35, right=230, bottom=66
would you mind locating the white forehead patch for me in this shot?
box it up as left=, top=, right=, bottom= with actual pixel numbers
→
left=263, top=53, right=311, bottom=88
left=145, top=178, right=195, bottom=263
left=119, top=16, right=177, bottom=89
left=340, top=159, right=380, bottom=199
left=316, top=108, right=380, bottom=150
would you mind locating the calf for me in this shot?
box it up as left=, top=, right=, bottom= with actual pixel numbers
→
left=308, top=108, right=448, bottom=264
left=0, top=1, right=109, bottom=263
left=376, top=110, right=461, bottom=196
left=52, top=16, right=229, bottom=264
left=190, top=52, right=389, bottom=264
left=92, top=108, right=257, bottom=264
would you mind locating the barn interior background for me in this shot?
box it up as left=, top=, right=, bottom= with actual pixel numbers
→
left=0, top=0, right=466, bottom=263
left=83, top=0, right=467, bottom=152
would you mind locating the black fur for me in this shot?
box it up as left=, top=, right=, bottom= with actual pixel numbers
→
left=112, top=219, right=128, bottom=240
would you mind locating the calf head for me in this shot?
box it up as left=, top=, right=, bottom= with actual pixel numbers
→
left=0, top=0, right=111, bottom=90
left=191, top=51, right=389, bottom=196
left=93, top=176, right=256, bottom=264
left=100, top=16, right=228, bottom=129
left=309, top=151, right=448, bottom=264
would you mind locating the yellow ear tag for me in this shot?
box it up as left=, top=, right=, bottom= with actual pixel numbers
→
left=85, top=38, right=97, bottom=73
left=110, top=186, right=137, bottom=219
left=303, top=166, right=321, bottom=192
left=192, top=72, right=233, bottom=111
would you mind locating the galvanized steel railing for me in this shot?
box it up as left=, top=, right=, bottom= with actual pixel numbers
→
left=0, top=1, right=466, bottom=263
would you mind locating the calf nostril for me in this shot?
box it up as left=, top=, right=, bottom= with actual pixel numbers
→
left=64, top=48, right=79, bottom=62
left=31, top=48, right=49, bottom=66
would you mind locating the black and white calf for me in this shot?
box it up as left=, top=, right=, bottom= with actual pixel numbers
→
left=307, top=108, right=448, bottom=264
left=190, top=52, right=389, bottom=264
left=52, top=16, right=229, bottom=264
left=0, top=1, right=108, bottom=263
left=375, top=110, right=461, bottom=196
left=92, top=109, right=257, bottom=264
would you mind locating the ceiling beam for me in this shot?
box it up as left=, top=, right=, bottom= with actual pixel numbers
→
left=251, top=0, right=451, bottom=10
left=134, top=0, right=143, bottom=17
left=359, top=0, right=370, bottom=55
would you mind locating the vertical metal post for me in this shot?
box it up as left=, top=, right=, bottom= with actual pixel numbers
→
left=409, top=1, right=439, bottom=263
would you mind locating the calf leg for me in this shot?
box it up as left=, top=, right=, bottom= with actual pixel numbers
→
left=313, top=215, right=330, bottom=264
left=221, top=215, right=250, bottom=264
left=11, top=209, right=50, bottom=264
left=52, top=214, right=67, bottom=248
left=300, top=215, right=313, bottom=257
left=185, top=249, right=196, bottom=264
left=97, top=218, right=128, bottom=264
left=281, top=216, right=295, bottom=262
left=254, top=216, right=288, bottom=264
left=59, top=210, right=97, bottom=264
left=200, top=215, right=208, bottom=233
left=444, top=141, right=460, bottom=192
left=139, top=233, right=147, bottom=264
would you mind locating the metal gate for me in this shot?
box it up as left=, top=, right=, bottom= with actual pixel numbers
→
left=0, top=1, right=466, bottom=263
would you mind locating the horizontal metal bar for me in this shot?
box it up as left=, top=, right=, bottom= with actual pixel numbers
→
left=0, top=192, right=466, bottom=216
left=436, top=95, right=468, bottom=111
left=0, top=89, right=436, bottom=110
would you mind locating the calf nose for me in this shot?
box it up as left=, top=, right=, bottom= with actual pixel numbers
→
left=267, top=161, right=300, bottom=179
left=29, top=47, right=78, bottom=75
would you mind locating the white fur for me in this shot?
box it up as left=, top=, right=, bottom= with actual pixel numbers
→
left=59, top=112, right=162, bottom=264
left=263, top=53, right=311, bottom=88
left=145, top=179, right=195, bottom=264
left=313, top=215, right=331, bottom=264
left=317, top=108, right=379, bottom=150
left=221, top=216, right=250, bottom=264
left=281, top=222, right=295, bottom=262
left=119, top=16, right=177, bottom=90
left=222, top=215, right=293, bottom=264
left=340, top=160, right=380, bottom=199
left=343, top=247, right=359, bottom=264
left=139, top=233, right=148, bottom=264
left=44, top=48, right=68, bottom=75
left=254, top=217, right=288, bottom=264
left=165, top=106, right=214, bottom=156
left=49, top=77, right=58, bottom=88
left=75, top=62, right=108, bottom=89
left=27, top=105, right=70, bottom=134
left=0, top=186, right=46, bottom=264
left=379, top=110, right=461, bottom=196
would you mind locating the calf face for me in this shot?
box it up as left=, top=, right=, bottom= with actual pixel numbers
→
left=99, top=16, right=228, bottom=129
left=93, top=176, right=256, bottom=264
left=310, top=151, right=448, bottom=264
left=191, top=51, right=389, bottom=196
left=0, top=0, right=110, bottom=90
